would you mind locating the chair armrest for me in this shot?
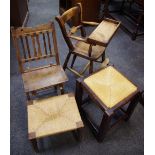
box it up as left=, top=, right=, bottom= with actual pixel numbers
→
left=82, top=21, right=99, bottom=26
left=68, top=34, right=87, bottom=43
left=69, top=25, right=82, bottom=34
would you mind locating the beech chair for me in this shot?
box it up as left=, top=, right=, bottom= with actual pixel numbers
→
left=55, top=3, right=109, bottom=77
left=11, top=22, right=68, bottom=100
left=27, top=93, right=84, bottom=152
left=76, top=65, right=140, bottom=142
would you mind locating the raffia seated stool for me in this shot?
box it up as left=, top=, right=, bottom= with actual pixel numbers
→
left=27, top=93, right=84, bottom=152
left=75, top=66, right=140, bottom=142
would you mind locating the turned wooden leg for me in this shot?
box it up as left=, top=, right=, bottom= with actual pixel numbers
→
left=89, top=61, right=93, bottom=74
left=63, top=52, right=71, bottom=70
left=31, top=139, right=39, bottom=153
left=26, top=92, right=30, bottom=100
left=71, top=55, right=77, bottom=68
left=125, top=94, right=139, bottom=121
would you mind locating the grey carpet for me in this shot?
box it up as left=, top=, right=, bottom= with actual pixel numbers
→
left=10, top=0, right=144, bottom=154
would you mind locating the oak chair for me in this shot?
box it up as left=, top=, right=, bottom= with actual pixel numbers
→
left=27, top=93, right=84, bottom=152
left=55, top=3, right=109, bottom=77
left=76, top=65, right=140, bottom=142
left=11, top=22, right=68, bottom=100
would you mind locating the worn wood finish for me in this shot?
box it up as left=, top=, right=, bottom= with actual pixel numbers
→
left=75, top=65, right=140, bottom=142
left=56, top=3, right=114, bottom=77
left=22, top=65, right=68, bottom=93
left=87, top=18, right=121, bottom=46
left=11, top=22, right=68, bottom=99
left=27, top=93, right=84, bottom=139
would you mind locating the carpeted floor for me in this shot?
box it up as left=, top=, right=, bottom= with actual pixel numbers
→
left=10, top=0, right=144, bottom=154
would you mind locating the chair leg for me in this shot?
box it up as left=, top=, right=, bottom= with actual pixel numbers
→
left=89, top=61, right=93, bottom=74
left=132, top=14, right=143, bottom=40
left=31, top=139, right=39, bottom=153
left=63, top=52, right=72, bottom=70
left=71, top=55, right=77, bottom=68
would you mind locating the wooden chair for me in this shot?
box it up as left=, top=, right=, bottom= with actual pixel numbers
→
left=55, top=3, right=109, bottom=77
left=11, top=22, right=68, bottom=100
left=76, top=66, right=140, bottom=142
left=27, top=93, right=84, bottom=152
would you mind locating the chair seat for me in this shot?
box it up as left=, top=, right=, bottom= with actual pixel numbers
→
left=74, top=41, right=105, bottom=59
left=84, top=66, right=138, bottom=108
left=22, top=65, right=68, bottom=92
left=28, top=93, right=84, bottom=139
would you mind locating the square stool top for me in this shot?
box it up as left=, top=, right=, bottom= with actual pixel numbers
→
left=27, top=93, right=84, bottom=140
left=84, top=66, right=138, bottom=109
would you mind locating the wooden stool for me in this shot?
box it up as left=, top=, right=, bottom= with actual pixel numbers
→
left=75, top=66, right=140, bottom=142
left=27, top=93, right=84, bottom=152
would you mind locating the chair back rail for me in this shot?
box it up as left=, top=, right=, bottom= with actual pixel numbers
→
left=11, top=22, right=60, bottom=73
left=55, top=3, right=83, bottom=51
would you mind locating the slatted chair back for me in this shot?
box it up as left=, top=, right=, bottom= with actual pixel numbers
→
left=55, top=3, right=82, bottom=51
left=11, top=22, right=60, bottom=73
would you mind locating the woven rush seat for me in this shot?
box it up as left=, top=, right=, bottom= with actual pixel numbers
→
left=22, top=65, right=68, bottom=93
left=74, top=41, right=105, bottom=59
left=28, top=93, right=84, bottom=140
left=84, top=66, right=138, bottom=108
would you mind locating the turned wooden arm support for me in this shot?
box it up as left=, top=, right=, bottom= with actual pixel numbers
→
left=82, top=21, right=100, bottom=26
left=68, top=34, right=87, bottom=43
left=68, top=34, right=93, bottom=57
left=69, top=25, right=83, bottom=34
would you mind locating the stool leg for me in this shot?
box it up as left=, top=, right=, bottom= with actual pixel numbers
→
left=31, top=139, right=39, bottom=153
left=97, top=114, right=111, bottom=142
left=75, top=79, right=83, bottom=111
left=26, top=92, right=30, bottom=100
left=72, top=129, right=81, bottom=142
left=125, top=95, right=139, bottom=121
